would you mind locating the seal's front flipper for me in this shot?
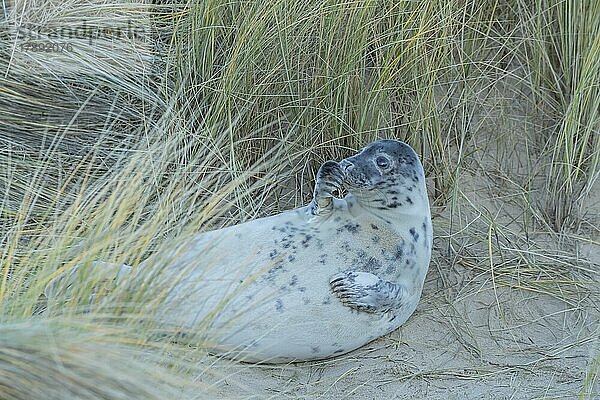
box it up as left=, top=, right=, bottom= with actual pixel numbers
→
left=329, top=271, right=407, bottom=313
left=309, top=160, right=345, bottom=216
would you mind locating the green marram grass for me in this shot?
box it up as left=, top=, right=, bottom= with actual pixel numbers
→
left=0, top=318, right=197, bottom=400
left=0, top=0, right=598, bottom=398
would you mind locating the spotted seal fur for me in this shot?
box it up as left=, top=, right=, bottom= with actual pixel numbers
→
left=156, top=139, right=433, bottom=363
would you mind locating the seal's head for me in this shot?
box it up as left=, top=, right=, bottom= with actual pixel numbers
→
left=340, top=139, right=427, bottom=211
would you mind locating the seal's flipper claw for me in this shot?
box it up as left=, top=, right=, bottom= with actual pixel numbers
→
left=329, top=271, right=408, bottom=314
left=310, top=160, right=345, bottom=216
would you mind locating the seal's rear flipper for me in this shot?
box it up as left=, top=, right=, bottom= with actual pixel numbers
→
left=42, top=261, right=133, bottom=313
left=329, top=271, right=407, bottom=313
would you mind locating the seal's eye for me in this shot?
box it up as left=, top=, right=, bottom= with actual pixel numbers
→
left=375, top=155, right=391, bottom=169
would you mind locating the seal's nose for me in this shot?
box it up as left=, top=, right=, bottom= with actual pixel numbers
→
left=339, top=159, right=354, bottom=173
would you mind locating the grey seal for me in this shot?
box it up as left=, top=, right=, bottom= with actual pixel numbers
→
left=44, top=139, right=432, bottom=363
left=156, top=139, right=433, bottom=363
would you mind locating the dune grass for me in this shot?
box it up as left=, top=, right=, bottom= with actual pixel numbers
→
left=0, top=0, right=598, bottom=398
left=515, top=0, right=600, bottom=231
left=0, top=317, right=197, bottom=400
